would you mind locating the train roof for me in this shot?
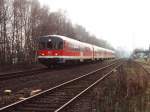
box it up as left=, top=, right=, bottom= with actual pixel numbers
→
left=39, top=35, right=114, bottom=53
left=39, top=35, right=80, bottom=43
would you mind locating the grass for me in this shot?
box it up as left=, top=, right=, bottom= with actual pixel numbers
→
left=93, top=60, right=150, bottom=112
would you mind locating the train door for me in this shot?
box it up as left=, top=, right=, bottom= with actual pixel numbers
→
left=80, top=51, right=84, bottom=62
left=92, top=46, right=95, bottom=61
left=79, top=45, right=84, bottom=62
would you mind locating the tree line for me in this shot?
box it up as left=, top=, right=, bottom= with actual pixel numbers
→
left=0, top=0, right=113, bottom=66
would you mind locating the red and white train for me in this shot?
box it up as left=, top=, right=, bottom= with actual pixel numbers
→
left=37, top=35, right=115, bottom=67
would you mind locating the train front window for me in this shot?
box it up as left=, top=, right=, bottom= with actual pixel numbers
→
left=47, top=41, right=53, bottom=49
left=47, top=39, right=63, bottom=50
left=57, top=41, right=63, bottom=49
left=39, top=36, right=63, bottom=50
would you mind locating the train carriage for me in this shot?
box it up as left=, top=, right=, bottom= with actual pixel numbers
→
left=37, top=35, right=115, bottom=67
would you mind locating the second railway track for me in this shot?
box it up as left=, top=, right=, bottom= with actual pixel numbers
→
left=0, top=60, right=123, bottom=112
left=0, top=59, right=117, bottom=81
left=0, top=68, right=48, bottom=80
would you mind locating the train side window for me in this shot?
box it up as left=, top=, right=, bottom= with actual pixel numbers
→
left=70, top=43, right=74, bottom=51
left=75, top=45, right=79, bottom=51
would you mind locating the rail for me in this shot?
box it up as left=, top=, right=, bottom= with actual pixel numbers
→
left=0, top=60, right=122, bottom=111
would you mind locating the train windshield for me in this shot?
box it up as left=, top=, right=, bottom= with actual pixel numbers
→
left=39, top=36, right=63, bottom=50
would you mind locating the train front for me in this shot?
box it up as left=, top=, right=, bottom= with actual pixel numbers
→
left=37, top=35, right=63, bottom=67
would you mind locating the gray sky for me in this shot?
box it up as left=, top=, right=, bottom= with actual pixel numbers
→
left=39, top=0, right=150, bottom=52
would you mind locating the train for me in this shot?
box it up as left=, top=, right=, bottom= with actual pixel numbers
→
left=37, top=35, right=115, bottom=67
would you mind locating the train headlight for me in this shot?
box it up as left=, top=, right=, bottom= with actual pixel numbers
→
left=41, top=53, right=45, bottom=56
left=48, top=51, right=51, bottom=55
left=55, top=53, right=58, bottom=56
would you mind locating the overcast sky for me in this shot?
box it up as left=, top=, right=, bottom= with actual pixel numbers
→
left=39, top=0, right=150, bottom=52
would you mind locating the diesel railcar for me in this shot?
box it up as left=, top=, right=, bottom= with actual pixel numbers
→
left=37, top=35, right=115, bottom=67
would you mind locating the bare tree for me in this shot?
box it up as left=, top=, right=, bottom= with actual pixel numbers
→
left=0, top=0, right=114, bottom=67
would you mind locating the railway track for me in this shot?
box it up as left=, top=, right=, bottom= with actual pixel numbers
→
left=134, top=61, right=150, bottom=74
left=0, top=59, right=117, bottom=81
left=0, top=60, right=122, bottom=112
left=0, top=68, right=48, bottom=80
left=135, top=60, right=150, bottom=66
